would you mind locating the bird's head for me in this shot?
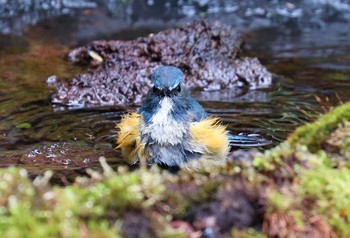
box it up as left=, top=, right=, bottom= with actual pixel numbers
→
left=151, top=66, right=183, bottom=97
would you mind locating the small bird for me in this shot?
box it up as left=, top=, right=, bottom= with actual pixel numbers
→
left=116, top=66, right=270, bottom=168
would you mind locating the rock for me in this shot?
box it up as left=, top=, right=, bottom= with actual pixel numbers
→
left=50, top=21, right=272, bottom=107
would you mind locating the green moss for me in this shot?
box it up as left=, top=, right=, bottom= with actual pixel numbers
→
left=326, top=121, right=350, bottom=158
left=290, top=210, right=304, bottom=229
left=253, top=142, right=292, bottom=171
left=267, top=190, right=296, bottom=213
left=0, top=160, right=197, bottom=238
left=230, top=228, right=266, bottom=238
left=249, top=100, right=350, bottom=236
left=327, top=72, right=349, bottom=81
left=14, top=122, right=32, bottom=129
left=299, top=162, right=350, bottom=237
left=288, top=101, right=350, bottom=152
left=0, top=168, right=121, bottom=237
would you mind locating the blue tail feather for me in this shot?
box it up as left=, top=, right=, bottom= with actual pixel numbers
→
left=228, top=133, right=272, bottom=147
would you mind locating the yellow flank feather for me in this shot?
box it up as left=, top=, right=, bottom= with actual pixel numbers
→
left=189, top=117, right=230, bottom=160
left=115, top=113, right=148, bottom=164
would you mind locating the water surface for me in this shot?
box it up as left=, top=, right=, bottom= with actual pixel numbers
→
left=0, top=2, right=349, bottom=183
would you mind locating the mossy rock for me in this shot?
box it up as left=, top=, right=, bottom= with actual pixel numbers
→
left=288, top=101, right=350, bottom=152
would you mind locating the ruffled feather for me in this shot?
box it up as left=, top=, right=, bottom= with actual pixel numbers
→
left=115, top=113, right=148, bottom=164
left=189, top=117, right=230, bottom=160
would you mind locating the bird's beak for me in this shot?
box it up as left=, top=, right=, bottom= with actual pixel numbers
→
left=163, top=89, right=171, bottom=97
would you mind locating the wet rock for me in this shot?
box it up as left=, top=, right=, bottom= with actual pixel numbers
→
left=50, top=21, right=272, bottom=107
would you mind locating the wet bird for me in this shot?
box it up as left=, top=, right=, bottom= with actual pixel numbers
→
left=116, top=66, right=270, bottom=168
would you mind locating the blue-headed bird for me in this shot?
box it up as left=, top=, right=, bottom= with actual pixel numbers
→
left=116, top=66, right=270, bottom=168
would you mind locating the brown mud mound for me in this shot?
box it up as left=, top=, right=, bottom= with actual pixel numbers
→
left=50, top=21, right=272, bottom=107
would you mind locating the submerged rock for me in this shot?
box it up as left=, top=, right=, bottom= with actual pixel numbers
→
left=50, top=21, right=272, bottom=107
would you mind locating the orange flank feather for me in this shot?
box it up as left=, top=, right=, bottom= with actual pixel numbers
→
left=115, top=113, right=147, bottom=164
left=189, top=117, right=230, bottom=160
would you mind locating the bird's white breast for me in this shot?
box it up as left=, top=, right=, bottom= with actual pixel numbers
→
left=140, top=97, right=186, bottom=145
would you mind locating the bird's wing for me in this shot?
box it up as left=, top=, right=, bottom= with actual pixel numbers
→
left=185, top=89, right=208, bottom=121
left=137, top=92, right=159, bottom=123
left=115, top=112, right=148, bottom=164
left=189, top=117, right=229, bottom=160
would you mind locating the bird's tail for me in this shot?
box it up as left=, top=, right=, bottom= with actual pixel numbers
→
left=228, top=133, right=272, bottom=148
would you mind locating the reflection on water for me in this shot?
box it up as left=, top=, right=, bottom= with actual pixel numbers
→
left=0, top=1, right=350, bottom=182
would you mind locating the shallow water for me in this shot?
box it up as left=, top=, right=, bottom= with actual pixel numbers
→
left=0, top=2, right=349, bottom=182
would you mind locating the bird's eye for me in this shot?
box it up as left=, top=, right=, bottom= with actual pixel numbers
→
left=176, top=85, right=181, bottom=93
left=153, top=86, right=160, bottom=95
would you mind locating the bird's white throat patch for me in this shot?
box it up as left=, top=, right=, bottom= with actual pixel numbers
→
left=152, top=97, right=173, bottom=124
left=140, top=97, right=186, bottom=145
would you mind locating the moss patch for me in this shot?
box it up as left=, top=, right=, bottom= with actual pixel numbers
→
left=288, top=101, right=350, bottom=152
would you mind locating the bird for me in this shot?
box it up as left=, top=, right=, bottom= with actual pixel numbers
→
left=116, top=66, right=270, bottom=169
